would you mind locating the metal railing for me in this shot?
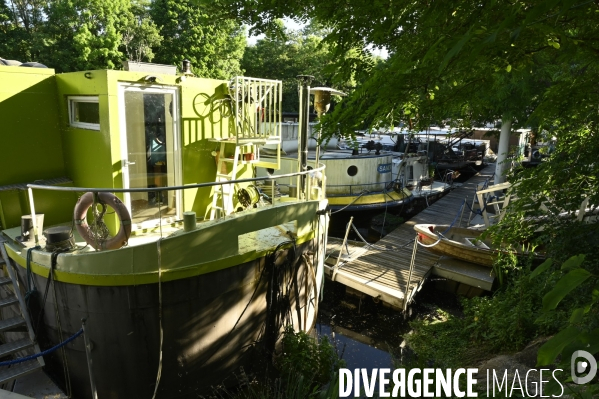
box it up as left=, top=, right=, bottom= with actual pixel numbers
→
left=25, top=164, right=326, bottom=244
left=230, top=76, right=282, bottom=142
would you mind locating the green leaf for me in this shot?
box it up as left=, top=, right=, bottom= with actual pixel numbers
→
left=543, top=268, right=592, bottom=311
left=537, top=326, right=581, bottom=366
left=506, top=64, right=512, bottom=72
left=530, top=258, right=553, bottom=279
left=438, top=27, right=472, bottom=73
left=561, top=254, right=585, bottom=271
left=524, top=0, right=563, bottom=25
left=510, top=27, right=522, bottom=42
left=579, top=329, right=599, bottom=355
left=569, top=308, right=585, bottom=324
left=422, top=35, right=446, bottom=64
left=592, top=282, right=599, bottom=303
left=557, top=0, right=578, bottom=18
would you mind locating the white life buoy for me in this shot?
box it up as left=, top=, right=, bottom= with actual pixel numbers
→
left=74, top=192, right=131, bottom=250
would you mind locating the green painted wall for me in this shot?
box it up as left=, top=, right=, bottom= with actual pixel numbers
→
left=1, top=66, right=253, bottom=231
left=56, top=71, right=112, bottom=190
left=0, top=66, right=65, bottom=185
left=55, top=70, right=248, bottom=230
left=0, top=66, right=75, bottom=229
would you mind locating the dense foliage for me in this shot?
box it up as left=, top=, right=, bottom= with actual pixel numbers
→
left=150, top=0, right=245, bottom=79
left=202, top=0, right=599, bottom=392
left=242, top=22, right=371, bottom=112
left=0, top=0, right=245, bottom=75
left=204, top=327, right=343, bottom=399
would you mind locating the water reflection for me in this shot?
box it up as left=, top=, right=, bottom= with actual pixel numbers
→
left=316, top=323, right=394, bottom=370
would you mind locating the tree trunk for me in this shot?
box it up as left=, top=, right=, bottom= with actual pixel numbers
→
left=494, top=117, right=512, bottom=185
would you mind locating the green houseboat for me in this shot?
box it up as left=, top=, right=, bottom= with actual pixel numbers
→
left=0, top=62, right=328, bottom=398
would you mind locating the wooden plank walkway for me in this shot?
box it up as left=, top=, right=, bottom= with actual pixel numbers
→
left=325, top=164, right=496, bottom=310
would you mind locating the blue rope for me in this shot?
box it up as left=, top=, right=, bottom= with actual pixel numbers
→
left=0, top=328, right=83, bottom=366
left=465, top=193, right=497, bottom=216
left=441, top=199, right=466, bottom=235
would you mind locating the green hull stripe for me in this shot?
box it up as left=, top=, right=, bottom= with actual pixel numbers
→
left=4, top=231, right=314, bottom=286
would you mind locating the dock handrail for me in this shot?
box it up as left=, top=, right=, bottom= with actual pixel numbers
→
left=332, top=216, right=353, bottom=282
left=403, top=237, right=418, bottom=311
left=25, top=164, right=326, bottom=245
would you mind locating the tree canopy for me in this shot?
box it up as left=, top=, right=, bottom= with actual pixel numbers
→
left=242, top=21, right=371, bottom=112
left=150, top=0, right=245, bottom=79
left=0, top=0, right=245, bottom=76
left=203, top=0, right=599, bottom=388
left=204, top=0, right=599, bottom=227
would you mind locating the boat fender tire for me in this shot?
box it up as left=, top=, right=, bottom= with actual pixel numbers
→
left=74, top=192, right=132, bottom=250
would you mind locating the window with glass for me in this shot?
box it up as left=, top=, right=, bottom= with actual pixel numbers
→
left=68, top=96, right=100, bottom=130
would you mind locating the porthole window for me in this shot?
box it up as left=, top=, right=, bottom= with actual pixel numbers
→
left=347, top=165, right=358, bottom=176
left=68, top=96, right=100, bottom=130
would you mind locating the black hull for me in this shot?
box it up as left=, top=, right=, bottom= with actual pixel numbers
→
left=21, top=242, right=317, bottom=399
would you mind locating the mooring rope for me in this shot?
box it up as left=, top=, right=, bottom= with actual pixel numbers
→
left=349, top=223, right=396, bottom=252
left=50, top=250, right=72, bottom=397
left=416, top=235, right=443, bottom=248
left=330, top=190, right=370, bottom=214
left=151, top=238, right=164, bottom=399
left=416, top=199, right=466, bottom=248
left=25, top=245, right=40, bottom=305
left=0, top=328, right=83, bottom=366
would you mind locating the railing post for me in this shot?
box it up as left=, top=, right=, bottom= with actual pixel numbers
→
left=27, top=187, right=39, bottom=245
left=403, top=236, right=418, bottom=311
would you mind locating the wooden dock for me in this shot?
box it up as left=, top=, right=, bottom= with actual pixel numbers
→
left=325, top=164, right=497, bottom=310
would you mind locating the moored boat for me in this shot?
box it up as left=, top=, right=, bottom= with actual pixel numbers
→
left=414, top=224, right=542, bottom=267
left=0, top=63, right=328, bottom=398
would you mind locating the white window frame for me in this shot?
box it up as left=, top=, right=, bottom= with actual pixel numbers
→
left=68, top=96, right=100, bottom=130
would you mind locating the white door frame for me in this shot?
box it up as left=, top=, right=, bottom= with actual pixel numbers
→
left=117, top=83, right=182, bottom=228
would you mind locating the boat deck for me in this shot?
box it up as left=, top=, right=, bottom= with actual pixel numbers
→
left=325, top=164, right=497, bottom=310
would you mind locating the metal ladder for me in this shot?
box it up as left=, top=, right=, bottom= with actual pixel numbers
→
left=210, top=140, right=260, bottom=220
left=0, top=238, right=44, bottom=385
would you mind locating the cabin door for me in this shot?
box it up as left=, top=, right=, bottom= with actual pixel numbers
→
left=118, top=84, right=181, bottom=228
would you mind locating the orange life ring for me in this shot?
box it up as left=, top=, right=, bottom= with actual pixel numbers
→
left=74, top=192, right=132, bottom=250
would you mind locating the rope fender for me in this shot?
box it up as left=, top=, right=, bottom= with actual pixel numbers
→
left=0, top=328, right=83, bottom=367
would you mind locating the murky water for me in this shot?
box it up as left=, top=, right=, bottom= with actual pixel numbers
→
left=316, top=323, right=395, bottom=370
left=313, top=280, right=464, bottom=397
left=315, top=281, right=408, bottom=368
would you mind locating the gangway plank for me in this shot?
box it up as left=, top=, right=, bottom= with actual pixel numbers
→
left=325, top=164, right=497, bottom=310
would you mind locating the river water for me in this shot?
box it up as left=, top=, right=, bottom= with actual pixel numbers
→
left=314, top=279, right=463, bottom=397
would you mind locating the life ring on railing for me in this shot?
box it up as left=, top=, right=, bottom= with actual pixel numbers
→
left=74, top=192, right=131, bottom=250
